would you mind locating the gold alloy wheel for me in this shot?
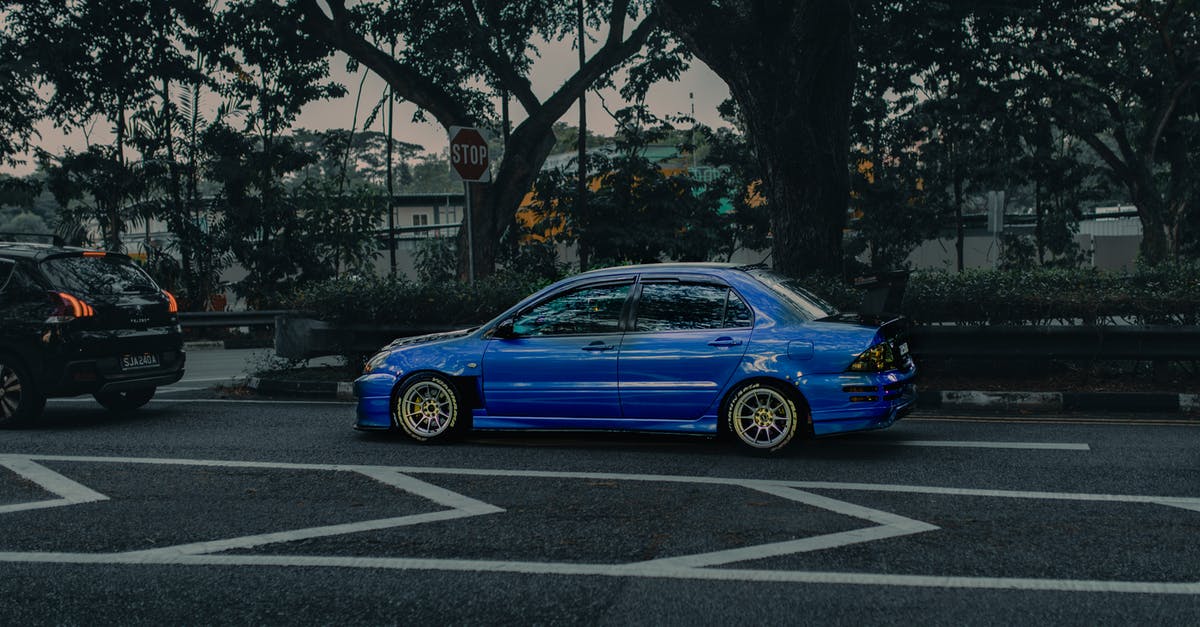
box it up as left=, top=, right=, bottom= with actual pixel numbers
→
left=396, top=376, right=458, bottom=440
left=729, top=384, right=798, bottom=451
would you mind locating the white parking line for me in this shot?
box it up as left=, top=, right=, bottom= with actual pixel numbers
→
left=0, top=551, right=1194, bottom=595
left=47, top=398, right=350, bottom=405
left=854, top=439, right=1091, bottom=451
left=0, top=457, right=109, bottom=514
left=0, top=454, right=1197, bottom=595
left=641, top=485, right=938, bottom=569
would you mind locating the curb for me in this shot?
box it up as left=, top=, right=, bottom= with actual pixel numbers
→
left=183, top=340, right=225, bottom=351
left=921, top=390, right=1200, bottom=415
left=246, top=377, right=355, bottom=401
left=244, top=376, right=1199, bottom=416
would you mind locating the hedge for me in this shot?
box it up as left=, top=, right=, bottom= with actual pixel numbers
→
left=900, top=263, right=1200, bottom=325
left=290, top=272, right=549, bottom=327
left=291, top=263, right=1200, bottom=328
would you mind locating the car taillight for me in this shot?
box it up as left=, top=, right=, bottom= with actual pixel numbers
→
left=847, top=341, right=899, bottom=372
left=163, top=290, right=178, bottom=314
left=47, top=291, right=95, bottom=323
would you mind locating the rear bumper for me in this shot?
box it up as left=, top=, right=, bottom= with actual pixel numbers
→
left=46, top=349, right=186, bottom=396
left=798, top=366, right=918, bottom=437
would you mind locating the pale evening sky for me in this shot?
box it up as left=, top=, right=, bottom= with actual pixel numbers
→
left=5, top=29, right=733, bottom=175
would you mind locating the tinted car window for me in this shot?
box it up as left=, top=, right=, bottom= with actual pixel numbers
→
left=746, top=268, right=838, bottom=321
left=5, top=263, right=46, bottom=304
left=635, top=283, right=752, bottom=331
left=513, top=283, right=631, bottom=336
left=39, top=255, right=158, bottom=296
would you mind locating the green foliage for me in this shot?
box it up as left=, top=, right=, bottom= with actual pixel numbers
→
left=904, top=264, right=1200, bottom=326
left=291, top=271, right=549, bottom=326
left=529, top=107, right=737, bottom=269
left=413, top=236, right=458, bottom=285
left=0, top=212, right=48, bottom=234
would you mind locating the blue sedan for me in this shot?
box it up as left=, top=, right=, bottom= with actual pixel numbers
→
left=355, top=263, right=917, bottom=452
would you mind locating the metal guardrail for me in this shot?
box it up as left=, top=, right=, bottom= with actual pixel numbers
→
left=908, top=325, right=1200, bottom=360
left=188, top=311, right=1200, bottom=362
left=178, top=310, right=299, bottom=328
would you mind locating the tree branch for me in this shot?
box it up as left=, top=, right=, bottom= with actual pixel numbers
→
left=456, top=0, right=540, bottom=113
left=1141, top=67, right=1200, bottom=164
left=538, top=8, right=659, bottom=125
left=296, top=0, right=471, bottom=127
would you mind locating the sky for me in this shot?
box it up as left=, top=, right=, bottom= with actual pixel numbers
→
left=4, top=23, right=733, bottom=176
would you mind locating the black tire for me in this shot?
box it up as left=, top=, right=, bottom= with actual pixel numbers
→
left=94, top=387, right=156, bottom=412
left=392, top=373, right=463, bottom=443
left=0, top=354, right=46, bottom=427
left=724, top=381, right=802, bottom=453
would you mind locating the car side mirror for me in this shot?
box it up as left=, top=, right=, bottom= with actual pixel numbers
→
left=492, top=318, right=517, bottom=339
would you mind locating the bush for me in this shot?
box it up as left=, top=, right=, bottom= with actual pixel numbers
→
left=291, top=271, right=550, bottom=326
left=903, top=262, right=1200, bottom=325
left=290, top=263, right=1200, bottom=329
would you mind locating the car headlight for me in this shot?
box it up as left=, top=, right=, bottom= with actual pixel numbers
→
left=847, top=341, right=899, bottom=372
left=363, top=352, right=390, bottom=375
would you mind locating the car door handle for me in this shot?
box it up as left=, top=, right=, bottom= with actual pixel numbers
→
left=708, top=337, right=743, bottom=347
left=582, top=341, right=616, bottom=352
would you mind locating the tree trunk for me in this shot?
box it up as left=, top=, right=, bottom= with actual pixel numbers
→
left=660, top=0, right=856, bottom=277
left=954, top=174, right=964, bottom=273
left=1131, top=176, right=1170, bottom=265
left=456, top=127, right=557, bottom=280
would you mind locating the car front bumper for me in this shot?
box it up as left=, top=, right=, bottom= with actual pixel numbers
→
left=354, top=372, right=397, bottom=430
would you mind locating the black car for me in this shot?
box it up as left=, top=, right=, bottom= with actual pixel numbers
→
left=0, top=240, right=185, bottom=425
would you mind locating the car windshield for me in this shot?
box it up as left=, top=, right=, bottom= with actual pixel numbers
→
left=39, top=255, right=159, bottom=296
left=746, top=268, right=839, bottom=321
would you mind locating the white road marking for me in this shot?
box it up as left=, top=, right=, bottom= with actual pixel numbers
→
left=641, top=485, right=938, bottom=568
left=48, top=398, right=350, bottom=405
left=0, top=551, right=1193, bottom=595
left=853, top=439, right=1091, bottom=451
left=0, top=456, right=109, bottom=513
left=0, top=454, right=1197, bottom=595
left=122, top=470, right=504, bottom=558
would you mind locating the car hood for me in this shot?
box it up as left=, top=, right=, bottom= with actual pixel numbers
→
left=382, top=327, right=476, bottom=351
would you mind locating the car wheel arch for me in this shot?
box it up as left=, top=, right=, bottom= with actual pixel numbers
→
left=718, top=376, right=814, bottom=439
left=390, top=369, right=482, bottom=412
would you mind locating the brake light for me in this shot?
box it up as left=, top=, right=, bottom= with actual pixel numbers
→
left=47, top=291, right=95, bottom=323
left=82, top=251, right=106, bottom=257
left=847, top=341, right=899, bottom=372
left=163, top=290, right=178, bottom=313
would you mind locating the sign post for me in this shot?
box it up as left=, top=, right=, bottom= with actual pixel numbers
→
left=448, top=126, right=491, bottom=284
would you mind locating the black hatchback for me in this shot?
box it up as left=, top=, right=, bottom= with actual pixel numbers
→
left=0, top=241, right=185, bottom=425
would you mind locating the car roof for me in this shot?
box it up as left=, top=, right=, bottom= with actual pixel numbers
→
left=0, top=241, right=110, bottom=262
left=573, top=262, right=758, bottom=280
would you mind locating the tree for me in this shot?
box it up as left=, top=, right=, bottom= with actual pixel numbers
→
left=1007, top=1, right=1200, bottom=263
left=657, top=0, right=856, bottom=277
left=205, top=0, right=350, bottom=304
left=291, top=0, right=659, bottom=279
left=529, top=108, right=735, bottom=266
left=0, top=5, right=42, bottom=168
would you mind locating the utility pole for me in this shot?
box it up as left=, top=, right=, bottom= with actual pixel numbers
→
left=576, top=0, right=589, bottom=271
left=386, top=44, right=397, bottom=276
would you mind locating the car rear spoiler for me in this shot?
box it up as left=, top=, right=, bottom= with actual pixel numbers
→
left=853, top=270, right=909, bottom=317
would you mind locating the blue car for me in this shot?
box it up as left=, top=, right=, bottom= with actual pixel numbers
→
left=355, top=263, right=916, bottom=452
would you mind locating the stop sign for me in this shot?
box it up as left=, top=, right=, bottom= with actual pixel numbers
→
left=448, top=126, right=491, bottom=182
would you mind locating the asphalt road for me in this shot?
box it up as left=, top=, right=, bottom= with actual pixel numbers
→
left=1, top=355, right=1197, bottom=625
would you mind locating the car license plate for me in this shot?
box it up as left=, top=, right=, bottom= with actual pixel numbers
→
left=121, top=353, right=159, bottom=370
left=898, top=342, right=909, bottom=356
